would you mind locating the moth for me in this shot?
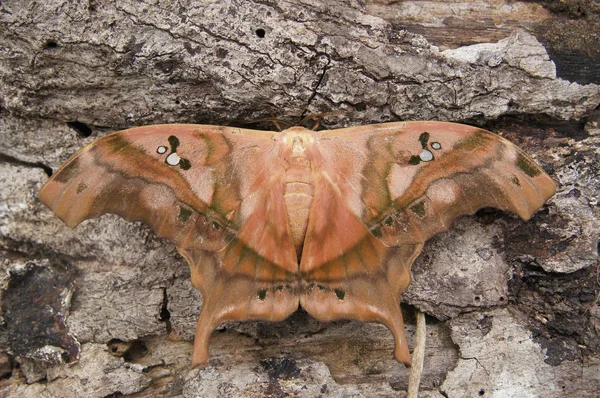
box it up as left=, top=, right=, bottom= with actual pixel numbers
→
left=39, top=121, right=556, bottom=367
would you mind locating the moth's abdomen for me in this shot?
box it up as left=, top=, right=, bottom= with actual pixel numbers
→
left=285, top=156, right=314, bottom=253
left=281, top=131, right=315, bottom=255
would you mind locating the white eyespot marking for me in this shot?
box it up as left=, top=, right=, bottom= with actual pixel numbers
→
left=431, top=142, right=442, bottom=150
left=166, top=152, right=181, bottom=166
left=157, top=146, right=168, bottom=154
left=419, top=149, right=434, bottom=162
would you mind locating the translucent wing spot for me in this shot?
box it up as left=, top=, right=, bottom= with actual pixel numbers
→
left=334, top=288, right=346, bottom=300
left=408, top=133, right=435, bottom=165
left=166, top=152, right=181, bottom=166
left=419, top=149, right=434, bottom=162
left=276, top=285, right=284, bottom=292
left=159, top=136, right=191, bottom=170
left=211, top=221, right=221, bottom=230
left=257, top=289, right=267, bottom=301
left=317, top=284, right=327, bottom=292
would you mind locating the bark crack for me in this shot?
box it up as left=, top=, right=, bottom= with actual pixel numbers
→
left=0, top=153, right=53, bottom=176
left=461, top=356, right=491, bottom=375
left=302, top=54, right=331, bottom=117
left=159, top=287, right=173, bottom=334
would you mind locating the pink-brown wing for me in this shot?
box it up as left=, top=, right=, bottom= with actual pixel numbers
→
left=299, top=121, right=556, bottom=365
left=39, top=124, right=300, bottom=365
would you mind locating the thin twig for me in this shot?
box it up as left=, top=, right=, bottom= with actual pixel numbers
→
left=407, top=310, right=426, bottom=398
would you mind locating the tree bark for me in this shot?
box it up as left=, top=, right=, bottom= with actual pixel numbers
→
left=1, top=0, right=599, bottom=397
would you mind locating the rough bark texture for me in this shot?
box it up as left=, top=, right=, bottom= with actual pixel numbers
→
left=1, top=0, right=599, bottom=397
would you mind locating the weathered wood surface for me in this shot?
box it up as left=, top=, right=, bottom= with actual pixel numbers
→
left=1, top=0, right=599, bottom=397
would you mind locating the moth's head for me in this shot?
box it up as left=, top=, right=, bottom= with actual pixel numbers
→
left=279, top=127, right=317, bottom=152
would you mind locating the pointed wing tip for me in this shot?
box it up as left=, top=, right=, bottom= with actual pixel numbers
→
left=191, top=357, right=209, bottom=368
left=518, top=174, right=557, bottom=221
left=396, top=349, right=412, bottom=367
left=39, top=180, right=88, bottom=229
left=38, top=179, right=55, bottom=209
left=538, top=174, right=558, bottom=206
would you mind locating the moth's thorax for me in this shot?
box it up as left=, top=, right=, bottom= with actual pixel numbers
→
left=279, top=129, right=316, bottom=252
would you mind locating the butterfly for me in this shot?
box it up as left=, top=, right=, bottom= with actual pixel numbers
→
left=39, top=121, right=556, bottom=367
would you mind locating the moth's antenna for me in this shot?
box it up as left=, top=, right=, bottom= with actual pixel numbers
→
left=249, top=118, right=295, bottom=132
left=298, top=110, right=347, bottom=130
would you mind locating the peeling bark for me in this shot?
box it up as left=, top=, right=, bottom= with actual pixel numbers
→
left=1, top=0, right=599, bottom=397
